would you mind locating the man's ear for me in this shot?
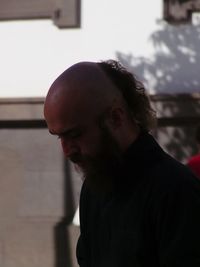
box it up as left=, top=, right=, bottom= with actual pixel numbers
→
left=108, top=107, right=124, bottom=129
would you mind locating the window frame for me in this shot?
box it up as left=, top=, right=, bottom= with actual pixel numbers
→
left=164, top=0, right=200, bottom=24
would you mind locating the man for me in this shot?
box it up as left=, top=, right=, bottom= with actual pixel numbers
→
left=187, top=125, right=200, bottom=179
left=44, top=60, right=200, bottom=267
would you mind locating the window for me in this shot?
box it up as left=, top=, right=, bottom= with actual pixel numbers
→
left=164, top=0, right=200, bottom=23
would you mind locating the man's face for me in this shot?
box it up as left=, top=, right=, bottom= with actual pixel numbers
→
left=72, top=118, right=123, bottom=193
left=45, top=99, right=122, bottom=193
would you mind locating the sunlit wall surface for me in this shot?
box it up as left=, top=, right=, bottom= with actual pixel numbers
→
left=1, top=0, right=200, bottom=97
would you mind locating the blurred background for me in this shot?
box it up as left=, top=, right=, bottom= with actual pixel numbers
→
left=0, top=0, right=199, bottom=266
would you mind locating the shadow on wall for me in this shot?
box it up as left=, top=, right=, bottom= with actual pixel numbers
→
left=116, top=24, right=200, bottom=94
left=116, top=24, right=200, bottom=163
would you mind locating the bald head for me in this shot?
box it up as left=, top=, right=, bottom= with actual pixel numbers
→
left=44, top=61, right=123, bottom=118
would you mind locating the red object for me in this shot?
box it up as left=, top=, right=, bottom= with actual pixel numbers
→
left=188, top=154, right=200, bottom=179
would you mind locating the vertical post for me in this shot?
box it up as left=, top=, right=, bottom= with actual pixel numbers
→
left=54, top=159, right=75, bottom=267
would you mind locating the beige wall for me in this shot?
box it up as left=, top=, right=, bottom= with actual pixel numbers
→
left=0, top=98, right=82, bottom=267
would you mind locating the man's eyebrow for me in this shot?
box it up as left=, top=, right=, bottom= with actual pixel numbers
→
left=49, top=127, right=80, bottom=136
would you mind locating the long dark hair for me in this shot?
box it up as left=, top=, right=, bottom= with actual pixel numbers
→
left=98, top=60, right=156, bottom=131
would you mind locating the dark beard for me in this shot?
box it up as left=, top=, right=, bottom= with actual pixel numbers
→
left=75, top=125, right=123, bottom=194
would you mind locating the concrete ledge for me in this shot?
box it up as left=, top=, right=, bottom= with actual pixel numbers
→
left=0, top=98, right=44, bottom=120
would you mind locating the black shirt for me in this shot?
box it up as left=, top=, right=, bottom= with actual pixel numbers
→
left=77, top=132, right=200, bottom=267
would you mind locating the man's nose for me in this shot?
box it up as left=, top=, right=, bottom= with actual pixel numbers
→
left=60, top=138, right=79, bottom=158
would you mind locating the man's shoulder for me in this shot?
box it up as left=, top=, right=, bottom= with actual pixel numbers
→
left=147, top=151, right=200, bottom=194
